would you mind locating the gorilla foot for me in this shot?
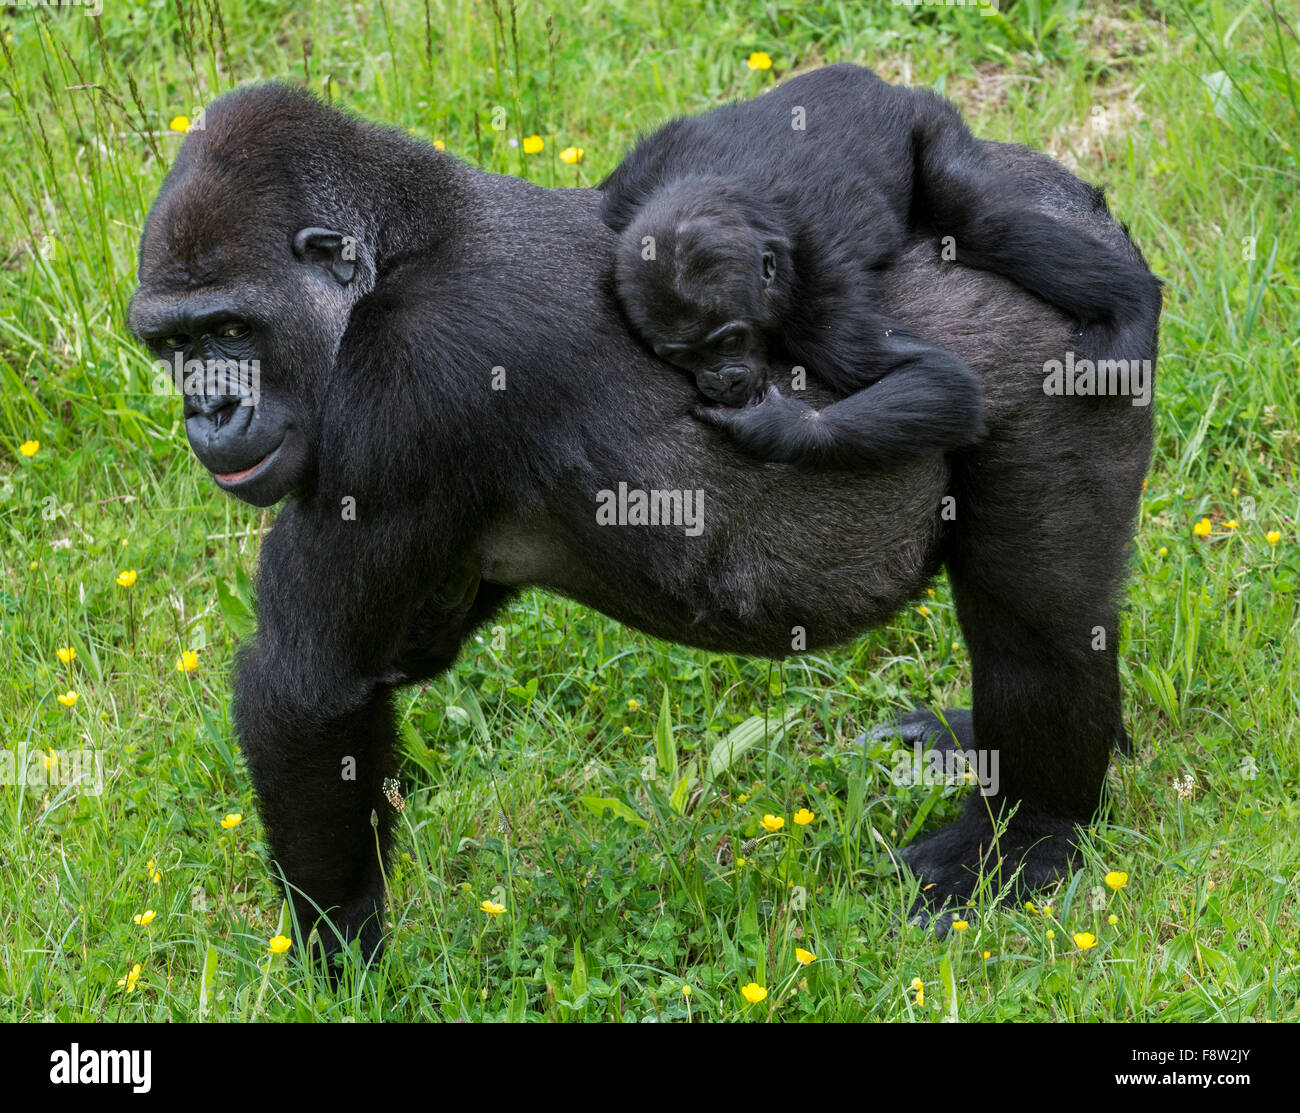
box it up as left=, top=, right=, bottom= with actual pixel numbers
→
left=860, top=706, right=973, bottom=753
left=891, top=806, right=1081, bottom=916
left=298, top=893, right=386, bottom=982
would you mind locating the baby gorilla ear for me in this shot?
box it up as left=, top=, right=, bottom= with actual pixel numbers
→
left=761, top=250, right=777, bottom=288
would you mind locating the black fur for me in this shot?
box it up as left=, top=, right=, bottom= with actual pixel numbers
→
left=600, top=64, right=1161, bottom=470
left=128, top=71, right=1158, bottom=969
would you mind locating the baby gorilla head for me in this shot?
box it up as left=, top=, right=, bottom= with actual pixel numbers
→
left=614, top=177, right=790, bottom=405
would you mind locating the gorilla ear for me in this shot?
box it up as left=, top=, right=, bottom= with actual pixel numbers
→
left=293, top=227, right=356, bottom=285
left=760, top=250, right=778, bottom=288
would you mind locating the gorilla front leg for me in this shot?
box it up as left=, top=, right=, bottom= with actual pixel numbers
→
left=236, top=669, right=398, bottom=967
left=230, top=504, right=475, bottom=970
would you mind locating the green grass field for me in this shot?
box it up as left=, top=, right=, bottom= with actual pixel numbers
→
left=1, top=0, right=1296, bottom=1022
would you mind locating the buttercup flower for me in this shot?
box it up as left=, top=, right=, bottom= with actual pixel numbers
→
left=741, top=982, right=767, bottom=1003
left=760, top=814, right=784, bottom=833
left=1108, top=914, right=1119, bottom=926
left=56, top=690, right=79, bottom=707
left=56, top=647, right=76, bottom=664
left=176, top=649, right=198, bottom=673
left=793, top=808, right=815, bottom=826
left=147, top=859, right=162, bottom=884
left=220, top=813, right=242, bottom=829
left=433, top=140, right=446, bottom=150
left=522, top=135, right=544, bottom=154
left=951, top=919, right=969, bottom=932
left=1105, top=870, right=1128, bottom=890
left=133, top=910, right=156, bottom=926
left=1266, top=530, right=1281, bottom=545
left=1193, top=518, right=1212, bottom=537
left=480, top=899, right=506, bottom=916
left=747, top=51, right=772, bottom=70
left=268, top=934, right=291, bottom=954
left=169, top=115, right=190, bottom=132
left=116, top=569, right=138, bottom=587
left=19, top=439, right=39, bottom=457
left=560, top=146, right=584, bottom=164
left=795, top=947, right=816, bottom=965
left=1224, top=520, right=1239, bottom=530
left=1073, top=932, right=1098, bottom=950
left=117, top=963, right=143, bottom=993
left=627, top=698, right=640, bottom=711
left=681, top=984, right=692, bottom=997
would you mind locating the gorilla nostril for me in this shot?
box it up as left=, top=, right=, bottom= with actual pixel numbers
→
left=211, top=399, right=242, bottom=430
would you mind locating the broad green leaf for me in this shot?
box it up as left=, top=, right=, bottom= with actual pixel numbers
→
left=706, top=705, right=804, bottom=784
left=579, top=795, right=649, bottom=829
left=654, top=688, right=678, bottom=786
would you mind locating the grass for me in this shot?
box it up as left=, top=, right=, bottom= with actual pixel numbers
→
left=0, top=0, right=1297, bottom=1022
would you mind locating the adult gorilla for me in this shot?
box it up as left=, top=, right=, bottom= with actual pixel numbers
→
left=129, top=78, right=1157, bottom=965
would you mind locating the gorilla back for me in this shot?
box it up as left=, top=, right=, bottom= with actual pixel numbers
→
left=129, top=82, right=1156, bottom=968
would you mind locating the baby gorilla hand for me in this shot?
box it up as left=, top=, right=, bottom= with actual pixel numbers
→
left=695, top=385, right=830, bottom=464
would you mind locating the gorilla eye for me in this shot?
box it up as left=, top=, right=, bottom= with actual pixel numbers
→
left=218, top=323, right=249, bottom=339
left=716, top=333, right=745, bottom=356
left=161, top=334, right=189, bottom=350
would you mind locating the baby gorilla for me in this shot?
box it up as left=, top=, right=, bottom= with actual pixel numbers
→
left=601, top=64, right=1162, bottom=468
left=611, top=175, right=985, bottom=467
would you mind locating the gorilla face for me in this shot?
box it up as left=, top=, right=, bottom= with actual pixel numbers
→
left=128, top=300, right=312, bottom=506
left=615, top=181, right=786, bottom=406
left=127, top=144, right=360, bottom=508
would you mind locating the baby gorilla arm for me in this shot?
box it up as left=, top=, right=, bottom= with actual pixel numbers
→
left=697, top=328, right=986, bottom=468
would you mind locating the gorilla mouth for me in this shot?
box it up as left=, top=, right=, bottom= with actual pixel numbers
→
left=214, top=442, right=280, bottom=486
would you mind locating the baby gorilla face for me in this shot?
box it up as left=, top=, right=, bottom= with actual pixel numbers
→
left=616, top=184, right=780, bottom=405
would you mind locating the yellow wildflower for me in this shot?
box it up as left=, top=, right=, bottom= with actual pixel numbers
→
left=1266, top=530, right=1281, bottom=545
left=116, top=569, right=138, bottom=587
left=480, top=899, right=506, bottom=916
left=747, top=51, right=772, bottom=70
left=1105, top=870, right=1128, bottom=890
left=56, top=690, right=79, bottom=707
left=1224, top=520, right=1239, bottom=530
left=1193, top=518, right=1212, bottom=537
left=681, top=984, right=692, bottom=997
left=219, top=813, right=242, bottom=829
left=559, top=146, right=584, bottom=164
left=793, top=808, right=815, bottom=826
left=268, top=934, right=291, bottom=954
left=795, top=947, right=816, bottom=965
left=951, top=919, right=969, bottom=932
left=741, top=982, right=766, bottom=1003
left=522, top=135, right=544, bottom=154
left=760, top=814, right=784, bottom=833
left=19, top=439, right=40, bottom=457
left=117, top=963, right=142, bottom=993
left=56, top=647, right=76, bottom=664
left=1108, top=914, right=1118, bottom=926
left=133, top=910, right=156, bottom=926
left=169, top=115, right=190, bottom=132
left=1073, top=932, right=1098, bottom=950
left=176, top=649, right=199, bottom=673
left=433, top=140, right=446, bottom=150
